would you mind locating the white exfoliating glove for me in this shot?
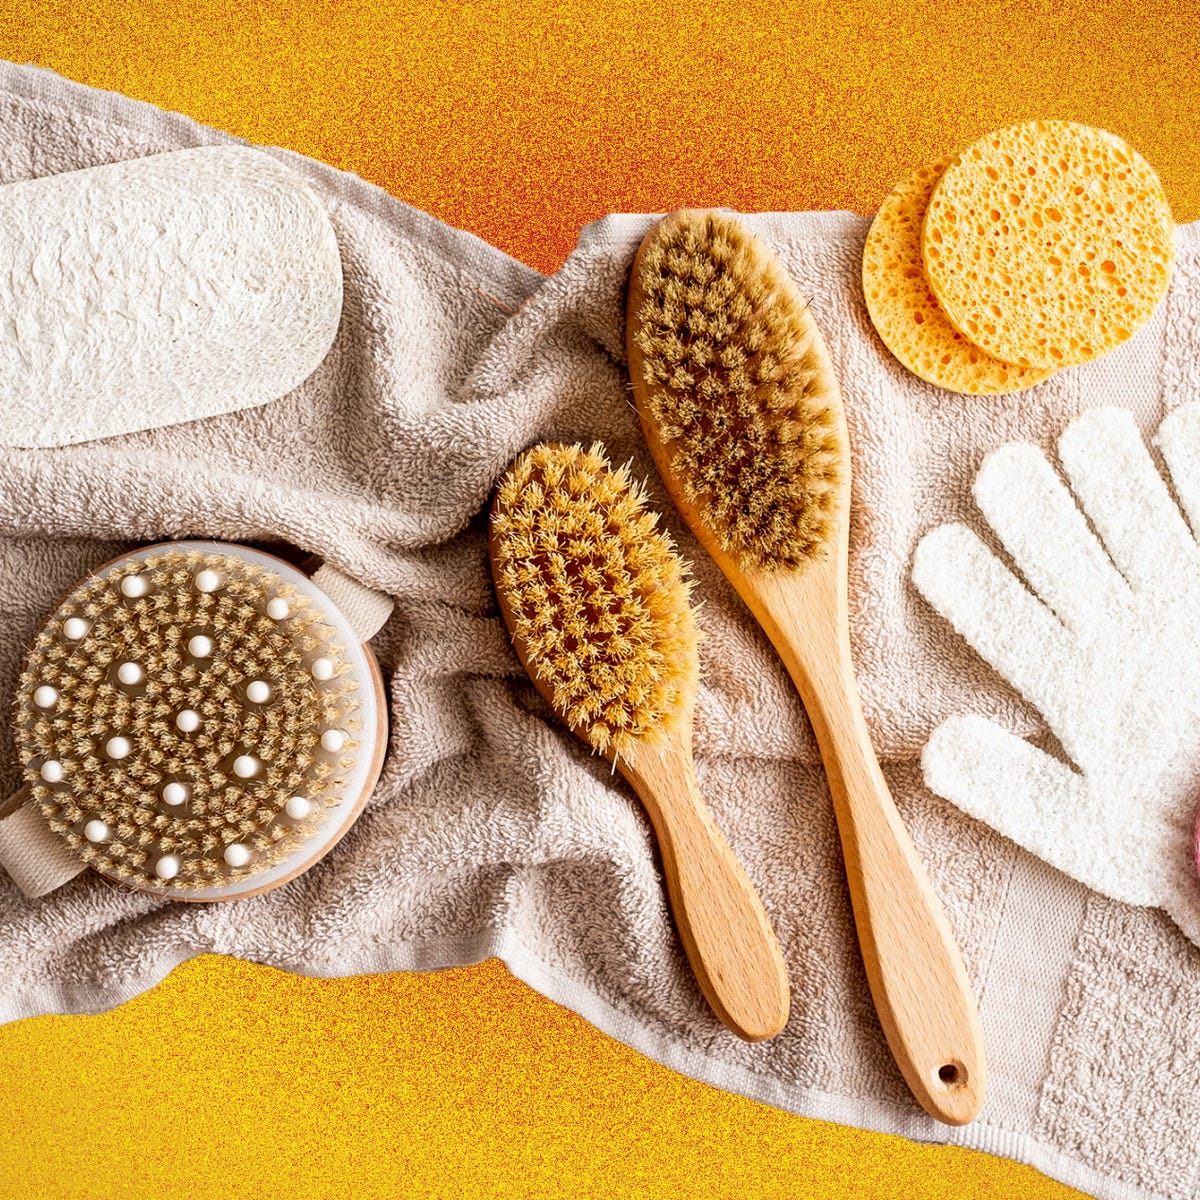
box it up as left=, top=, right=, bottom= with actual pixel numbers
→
left=913, top=403, right=1200, bottom=947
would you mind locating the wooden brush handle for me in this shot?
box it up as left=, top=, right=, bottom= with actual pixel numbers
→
left=819, top=676, right=984, bottom=1124
left=621, top=743, right=791, bottom=1042
left=755, top=580, right=986, bottom=1123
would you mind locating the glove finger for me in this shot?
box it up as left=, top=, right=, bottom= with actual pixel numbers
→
left=1058, top=408, right=1200, bottom=593
left=922, top=714, right=1161, bottom=908
left=1146, top=768, right=1200, bottom=944
left=913, top=523, right=1071, bottom=715
left=1155, top=403, right=1200, bottom=541
left=974, top=441, right=1130, bottom=635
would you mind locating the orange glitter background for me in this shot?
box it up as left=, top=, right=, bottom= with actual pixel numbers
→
left=0, top=2, right=1197, bottom=1197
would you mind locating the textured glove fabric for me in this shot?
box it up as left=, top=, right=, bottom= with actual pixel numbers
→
left=915, top=405, right=1200, bottom=945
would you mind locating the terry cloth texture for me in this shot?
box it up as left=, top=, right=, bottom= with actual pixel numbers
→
left=0, top=62, right=1198, bottom=1200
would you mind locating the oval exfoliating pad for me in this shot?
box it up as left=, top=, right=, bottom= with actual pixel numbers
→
left=11, top=542, right=386, bottom=901
left=0, top=146, right=344, bottom=448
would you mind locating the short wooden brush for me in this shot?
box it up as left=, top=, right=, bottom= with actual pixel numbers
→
left=489, top=442, right=790, bottom=1042
left=627, top=210, right=986, bottom=1123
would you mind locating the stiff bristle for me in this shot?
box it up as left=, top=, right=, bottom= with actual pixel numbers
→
left=491, top=443, right=700, bottom=763
left=14, top=549, right=362, bottom=890
left=633, top=210, right=844, bottom=571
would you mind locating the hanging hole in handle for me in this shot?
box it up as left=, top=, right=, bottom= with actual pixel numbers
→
left=936, top=1061, right=966, bottom=1089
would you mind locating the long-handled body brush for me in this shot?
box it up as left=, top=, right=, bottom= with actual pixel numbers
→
left=489, top=442, right=790, bottom=1042
left=627, top=210, right=986, bottom=1123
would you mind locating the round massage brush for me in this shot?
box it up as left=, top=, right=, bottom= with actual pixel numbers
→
left=6, top=542, right=388, bottom=901
left=489, top=443, right=790, bottom=1042
left=627, top=210, right=986, bottom=1122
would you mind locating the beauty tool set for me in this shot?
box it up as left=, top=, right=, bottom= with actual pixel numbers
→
left=0, top=118, right=1186, bottom=1130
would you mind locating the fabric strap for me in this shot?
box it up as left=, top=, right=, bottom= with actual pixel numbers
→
left=0, top=788, right=87, bottom=898
left=311, top=563, right=394, bottom=641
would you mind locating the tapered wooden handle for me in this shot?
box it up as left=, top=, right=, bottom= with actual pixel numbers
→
left=793, top=647, right=986, bottom=1124
left=720, top=557, right=986, bottom=1122
left=621, top=744, right=791, bottom=1042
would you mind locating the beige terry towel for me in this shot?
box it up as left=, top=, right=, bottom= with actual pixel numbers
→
left=1, top=62, right=1199, bottom=1200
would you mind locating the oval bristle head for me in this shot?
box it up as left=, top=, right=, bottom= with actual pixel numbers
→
left=633, top=210, right=845, bottom=572
left=491, top=443, right=700, bottom=763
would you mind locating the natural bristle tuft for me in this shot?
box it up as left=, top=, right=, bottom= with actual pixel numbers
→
left=633, top=210, right=845, bottom=572
left=491, top=443, right=700, bottom=762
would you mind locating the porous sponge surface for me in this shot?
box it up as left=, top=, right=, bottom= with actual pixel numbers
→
left=14, top=549, right=360, bottom=890
left=863, top=158, right=1054, bottom=394
left=922, top=120, right=1175, bottom=369
left=632, top=211, right=843, bottom=572
left=490, top=444, right=699, bottom=761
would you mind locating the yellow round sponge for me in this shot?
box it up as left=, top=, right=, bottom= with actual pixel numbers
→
left=921, top=120, right=1175, bottom=369
left=863, top=157, right=1054, bottom=395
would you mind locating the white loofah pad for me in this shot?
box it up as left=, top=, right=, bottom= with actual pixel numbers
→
left=0, top=146, right=343, bottom=448
left=913, top=404, right=1200, bottom=948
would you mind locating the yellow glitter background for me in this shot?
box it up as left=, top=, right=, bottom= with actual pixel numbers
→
left=0, top=2, right=1197, bottom=1197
